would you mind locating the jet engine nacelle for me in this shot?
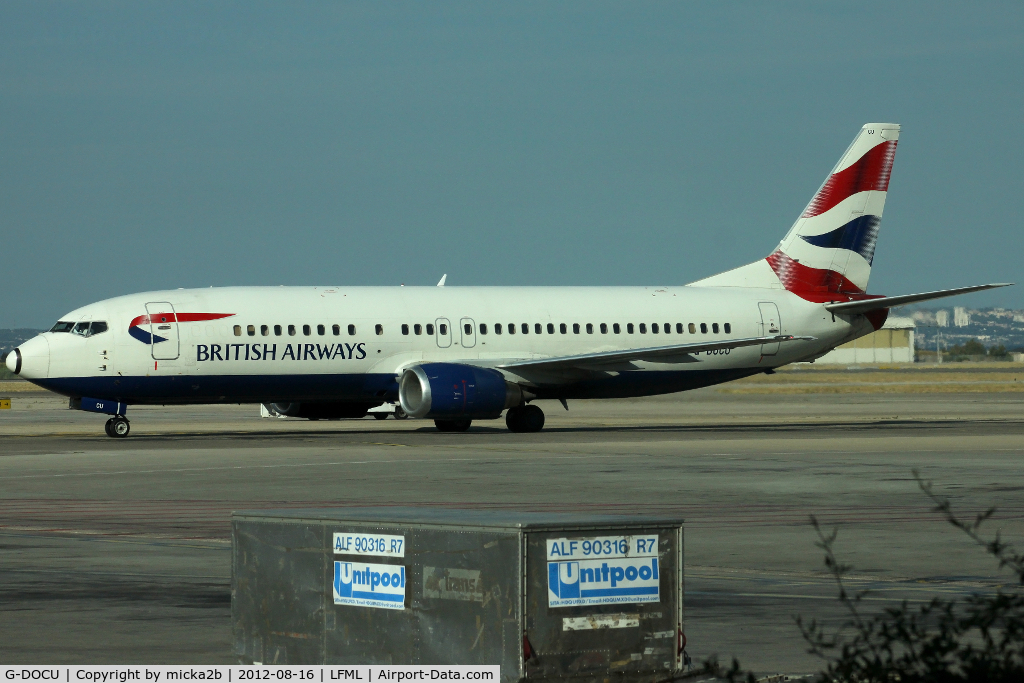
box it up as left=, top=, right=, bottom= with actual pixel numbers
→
left=398, top=363, right=523, bottom=419
left=268, top=402, right=374, bottom=420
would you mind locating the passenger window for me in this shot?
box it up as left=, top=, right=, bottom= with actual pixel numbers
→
left=288, top=325, right=296, bottom=336
left=275, top=325, right=282, bottom=336
left=415, top=324, right=423, bottom=335
left=426, top=324, right=435, bottom=335
left=639, top=323, right=647, bottom=334
left=303, top=324, right=311, bottom=336
left=522, top=323, right=529, bottom=334
left=600, top=323, right=608, bottom=334
left=247, top=325, right=256, bottom=336
left=627, top=323, right=634, bottom=334
left=724, top=323, right=731, bottom=334
left=573, top=323, right=580, bottom=334
left=652, top=323, right=659, bottom=334
left=348, top=324, right=356, bottom=336
left=586, top=323, right=594, bottom=334
left=560, top=323, right=567, bottom=334
left=261, top=325, right=269, bottom=336
left=534, top=323, right=541, bottom=334
left=547, top=323, right=555, bottom=334
left=315, top=324, right=323, bottom=335
left=402, top=324, right=410, bottom=335
left=508, top=323, right=515, bottom=335
left=613, top=323, right=621, bottom=334
left=676, top=323, right=683, bottom=334
left=665, top=322, right=671, bottom=333
left=333, top=324, right=340, bottom=336
left=439, top=323, right=447, bottom=335
left=376, top=324, right=384, bottom=335
left=688, top=323, right=696, bottom=334
left=465, top=323, right=473, bottom=335
left=233, top=325, right=242, bottom=336
left=712, top=323, right=719, bottom=334
left=90, top=322, right=108, bottom=335
left=495, top=323, right=502, bottom=335
left=479, top=324, right=487, bottom=335
left=700, top=323, right=708, bottom=334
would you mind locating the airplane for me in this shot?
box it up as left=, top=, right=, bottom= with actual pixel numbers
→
left=6, top=123, right=1010, bottom=438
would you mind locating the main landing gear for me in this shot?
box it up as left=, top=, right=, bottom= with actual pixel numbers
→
left=104, top=416, right=130, bottom=438
left=435, top=419, right=472, bottom=432
left=506, top=404, right=544, bottom=433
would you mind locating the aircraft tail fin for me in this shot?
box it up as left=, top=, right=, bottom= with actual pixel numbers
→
left=690, top=123, right=900, bottom=300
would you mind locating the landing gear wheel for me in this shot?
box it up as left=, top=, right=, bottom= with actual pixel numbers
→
left=393, top=406, right=408, bottom=420
left=107, top=416, right=130, bottom=438
left=434, top=419, right=472, bottom=432
left=506, top=405, right=545, bottom=433
left=373, top=413, right=389, bottom=420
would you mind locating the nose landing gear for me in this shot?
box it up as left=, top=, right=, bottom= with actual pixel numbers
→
left=104, top=416, right=130, bottom=438
left=506, top=404, right=545, bottom=433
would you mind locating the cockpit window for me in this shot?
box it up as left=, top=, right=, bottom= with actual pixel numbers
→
left=70, top=322, right=108, bottom=338
left=50, top=321, right=75, bottom=333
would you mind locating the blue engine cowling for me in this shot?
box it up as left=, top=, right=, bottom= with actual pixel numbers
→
left=398, top=363, right=520, bottom=419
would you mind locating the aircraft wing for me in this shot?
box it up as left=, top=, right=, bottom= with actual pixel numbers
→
left=498, top=334, right=813, bottom=371
left=824, top=283, right=1012, bottom=315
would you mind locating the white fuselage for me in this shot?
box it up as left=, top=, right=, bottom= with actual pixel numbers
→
left=13, top=285, right=872, bottom=407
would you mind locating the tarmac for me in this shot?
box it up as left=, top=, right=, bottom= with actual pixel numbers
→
left=2, top=374, right=1023, bottom=676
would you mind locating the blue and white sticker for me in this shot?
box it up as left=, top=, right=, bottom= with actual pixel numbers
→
left=547, top=535, right=660, bottom=608
left=333, top=561, right=406, bottom=610
left=333, top=532, right=405, bottom=557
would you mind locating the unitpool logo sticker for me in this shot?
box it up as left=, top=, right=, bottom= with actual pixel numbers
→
left=546, top=535, right=661, bottom=608
left=128, top=312, right=234, bottom=345
left=333, top=561, right=406, bottom=610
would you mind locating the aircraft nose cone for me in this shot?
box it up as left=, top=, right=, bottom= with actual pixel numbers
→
left=5, top=348, right=19, bottom=374
left=10, top=335, right=49, bottom=379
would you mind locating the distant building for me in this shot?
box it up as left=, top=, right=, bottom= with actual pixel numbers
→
left=813, top=316, right=915, bottom=364
left=954, top=306, right=970, bottom=327
left=935, top=310, right=949, bottom=327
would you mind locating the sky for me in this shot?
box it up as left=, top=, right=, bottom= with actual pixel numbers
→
left=2, top=1, right=1022, bottom=328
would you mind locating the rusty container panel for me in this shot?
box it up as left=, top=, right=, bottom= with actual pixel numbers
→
left=232, top=508, right=683, bottom=683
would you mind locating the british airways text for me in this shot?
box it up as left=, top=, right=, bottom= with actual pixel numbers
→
left=195, top=343, right=367, bottom=362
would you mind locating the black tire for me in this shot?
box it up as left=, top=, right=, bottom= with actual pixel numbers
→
left=507, top=405, right=544, bottom=433
left=104, top=418, right=115, bottom=438
left=521, top=404, right=545, bottom=432
left=393, top=406, right=408, bottom=420
left=435, top=419, right=472, bottom=432
left=109, top=417, right=130, bottom=438
left=373, top=413, right=389, bottom=420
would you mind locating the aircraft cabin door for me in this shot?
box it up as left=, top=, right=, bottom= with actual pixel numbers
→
left=435, top=317, right=452, bottom=348
left=758, top=302, right=781, bottom=356
left=460, top=317, right=476, bottom=348
left=145, top=301, right=180, bottom=360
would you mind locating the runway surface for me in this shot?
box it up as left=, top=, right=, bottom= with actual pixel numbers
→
left=2, top=385, right=1024, bottom=675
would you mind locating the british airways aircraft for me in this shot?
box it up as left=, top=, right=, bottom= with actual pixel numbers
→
left=6, top=123, right=1010, bottom=437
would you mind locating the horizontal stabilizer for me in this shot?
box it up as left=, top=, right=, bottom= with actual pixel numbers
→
left=499, top=335, right=813, bottom=371
left=824, top=283, right=1013, bottom=315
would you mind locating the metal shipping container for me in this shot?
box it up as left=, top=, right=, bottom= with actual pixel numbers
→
left=232, top=508, right=684, bottom=682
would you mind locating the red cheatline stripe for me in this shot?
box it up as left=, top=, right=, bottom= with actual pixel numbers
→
left=128, top=312, right=235, bottom=327
left=802, top=140, right=897, bottom=218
